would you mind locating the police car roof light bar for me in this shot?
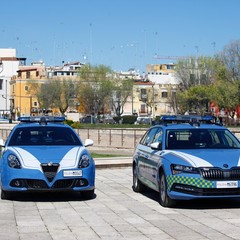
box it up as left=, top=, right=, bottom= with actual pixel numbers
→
left=18, top=116, right=66, bottom=123
left=160, top=115, right=215, bottom=125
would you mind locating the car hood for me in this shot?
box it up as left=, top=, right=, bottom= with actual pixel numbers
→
left=5, top=146, right=85, bottom=169
left=162, top=149, right=240, bottom=168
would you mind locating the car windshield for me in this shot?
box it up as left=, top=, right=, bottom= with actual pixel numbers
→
left=166, top=129, right=240, bottom=149
left=8, top=126, right=82, bottom=146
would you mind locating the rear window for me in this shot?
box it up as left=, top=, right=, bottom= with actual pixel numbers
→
left=8, top=126, right=82, bottom=146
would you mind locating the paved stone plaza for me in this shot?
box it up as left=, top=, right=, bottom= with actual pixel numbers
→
left=1, top=167, right=240, bottom=239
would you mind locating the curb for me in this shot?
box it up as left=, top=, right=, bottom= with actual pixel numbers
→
left=94, top=157, right=132, bottom=168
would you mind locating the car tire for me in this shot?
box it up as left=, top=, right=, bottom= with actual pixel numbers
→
left=81, top=189, right=95, bottom=200
left=159, top=171, right=175, bottom=207
left=132, top=164, right=146, bottom=193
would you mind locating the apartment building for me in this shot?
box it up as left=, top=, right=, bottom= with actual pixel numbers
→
left=10, top=61, right=46, bottom=118
left=123, top=64, right=179, bottom=117
left=3, top=47, right=179, bottom=119
left=0, top=49, right=26, bottom=118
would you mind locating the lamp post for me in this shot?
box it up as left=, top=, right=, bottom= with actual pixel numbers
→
left=0, top=61, right=8, bottom=118
left=0, top=60, right=3, bottom=73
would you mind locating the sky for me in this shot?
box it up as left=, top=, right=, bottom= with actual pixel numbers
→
left=1, top=0, right=240, bottom=74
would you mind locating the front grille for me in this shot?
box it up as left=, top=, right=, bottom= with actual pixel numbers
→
left=199, top=167, right=240, bottom=181
left=172, top=183, right=240, bottom=196
left=52, top=179, right=75, bottom=189
left=41, top=163, right=59, bottom=182
left=10, top=178, right=88, bottom=190
left=52, top=179, right=88, bottom=188
left=26, top=179, right=49, bottom=189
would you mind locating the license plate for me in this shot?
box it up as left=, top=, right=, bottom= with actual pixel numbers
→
left=63, top=170, right=82, bottom=177
left=216, top=181, right=238, bottom=188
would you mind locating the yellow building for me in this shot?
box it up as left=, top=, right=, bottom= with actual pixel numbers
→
left=10, top=62, right=83, bottom=119
left=10, top=64, right=46, bottom=118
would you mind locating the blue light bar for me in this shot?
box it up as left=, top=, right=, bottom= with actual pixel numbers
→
left=201, top=115, right=214, bottom=121
left=160, top=115, right=177, bottom=121
left=18, top=116, right=65, bottom=123
left=160, top=115, right=214, bottom=123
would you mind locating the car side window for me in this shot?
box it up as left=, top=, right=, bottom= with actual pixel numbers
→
left=140, top=127, right=160, bottom=146
left=152, top=128, right=163, bottom=143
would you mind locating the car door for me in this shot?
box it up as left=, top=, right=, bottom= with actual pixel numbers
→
left=136, top=127, right=161, bottom=190
left=147, top=128, right=163, bottom=189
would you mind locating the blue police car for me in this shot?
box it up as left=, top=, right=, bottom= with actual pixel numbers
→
left=0, top=116, right=95, bottom=200
left=132, top=115, right=240, bottom=207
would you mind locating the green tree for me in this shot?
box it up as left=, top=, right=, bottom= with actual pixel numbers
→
left=211, top=80, right=239, bottom=111
left=112, top=79, right=133, bottom=117
left=220, top=40, right=240, bottom=81
left=175, top=56, right=229, bottom=114
left=175, top=56, right=214, bottom=91
left=28, top=79, right=77, bottom=115
left=177, top=85, right=211, bottom=114
left=77, top=64, right=114, bottom=115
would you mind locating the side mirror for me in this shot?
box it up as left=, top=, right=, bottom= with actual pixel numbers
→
left=150, top=141, right=162, bottom=150
left=0, top=139, right=5, bottom=147
left=84, top=139, right=94, bottom=147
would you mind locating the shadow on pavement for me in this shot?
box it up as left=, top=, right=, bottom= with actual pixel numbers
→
left=139, top=188, right=240, bottom=209
left=2, top=191, right=97, bottom=202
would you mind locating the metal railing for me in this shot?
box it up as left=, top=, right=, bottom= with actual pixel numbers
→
left=1, top=127, right=240, bottom=149
left=0, top=127, right=146, bottom=149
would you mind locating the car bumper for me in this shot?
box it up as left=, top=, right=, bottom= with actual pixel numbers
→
left=167, top=175, right=240, bottom=200
left=1, top=167, right=95, bottom=192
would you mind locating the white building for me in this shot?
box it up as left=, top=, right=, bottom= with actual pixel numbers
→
left=146, top=63, right=178, bottom=85
left=0, top=49, right=26, bottom=117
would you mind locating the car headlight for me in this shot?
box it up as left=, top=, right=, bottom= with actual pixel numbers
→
left=78, top=154, right=91, bottom=168
left=7, top=154, right=21, bottom=169
left=171, top=164, right=198, bottom=175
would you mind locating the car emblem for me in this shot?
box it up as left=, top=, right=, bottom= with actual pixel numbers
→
left=47, top=162, right=53, bottom=166
left=223, top=164, right=228, bottom=168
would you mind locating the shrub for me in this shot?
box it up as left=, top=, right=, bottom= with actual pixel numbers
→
left=64, top=119, right=74, bottom=126
left=71, top=121, right=81, bottom=129
left=122, top=115, right=138, bottom=124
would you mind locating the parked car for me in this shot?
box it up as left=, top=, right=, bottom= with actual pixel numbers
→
left=79, top=115, right=96, bottom=124
left=132, top=115, right=240, bottom=207
left=0, top=117, right=10, bottom=123
left=0, top=116, right=95, bottom=200
left=102, top=115, right=116, bottom=124
left=135, top=117, right=152, bottom=125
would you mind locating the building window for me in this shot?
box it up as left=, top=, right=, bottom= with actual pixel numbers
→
left=140, top=89, right=147, bottom=100
left=167, top=65, right=174, bottom=70
left=0, top=79, right=3, bottom=90
left=33, top=101, right=38, bottom=107
left=36, top=71, right=39, bottom=77
left=18, top=72, right=22, bottom=77
left=140, top=104, right=146, bottom=113
left=162, top=92, right=168, bottom=98
left=25, top=86, right=29, bottom=91
left=26, top=71, right=30, bottom=78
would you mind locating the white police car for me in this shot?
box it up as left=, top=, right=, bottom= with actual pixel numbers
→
left=0, top=116, right=95, bottom=200
left=132, top=115, right=240, bottom=207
